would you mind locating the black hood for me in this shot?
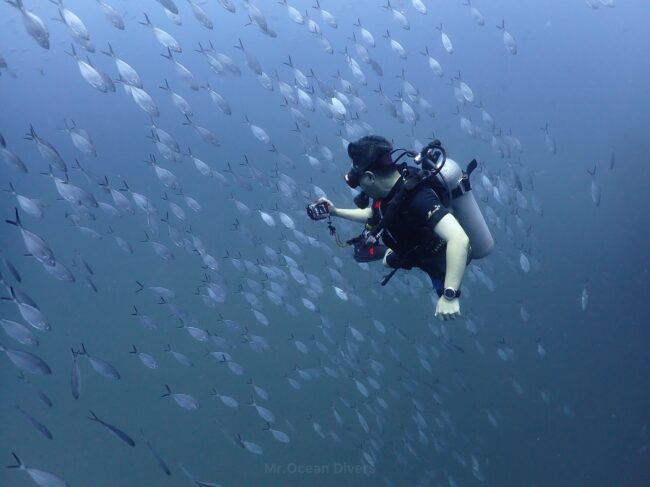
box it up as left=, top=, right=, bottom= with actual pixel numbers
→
left=347, top=135, right=393, bottom=170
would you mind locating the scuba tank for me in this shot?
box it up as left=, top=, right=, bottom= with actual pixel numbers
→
left=416, top=142, right=494, bottom=259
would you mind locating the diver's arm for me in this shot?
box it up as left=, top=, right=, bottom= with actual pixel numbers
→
left=433, top=213, right=470, bottom=290
left=433, top=213, right=469, bottom=321
left=316, top=197, right=372, bottom=223
left=331, top=207, right=372, bottom=223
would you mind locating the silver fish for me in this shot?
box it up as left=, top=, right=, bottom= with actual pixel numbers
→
left=187, top=0, right=213, bottom=29
left=129, top=345, right=158, bottom=369
left=587, top=166, right=601, bottom=207
left=437, top=23, right=454, bottom=53
left=96, top=0, right=124, bottom=30
left=0, top=343, right=51, bottom=375
left=2, top=287, right=50, bottom=331
left=101, top=178, right=134, bottom=214
left=0, top=251, right=22, bottom=282
left=156, top=0, right=178, bottom=14
left=237, top=434, right=263, bottom=455
left=88, top=410, right=135, bottom=446
left=497, top=20, right=517, bottom=55
left=182, top=115, right=219, bottom=146
left=164, top=344, right=193, bottom=367
left=541, top=123, right=556, bottom=154
left=70, top=349, right=81, bottom=400
left=161, top=48, right=198, bottom=90
left=179, top=463, right=221, bottom=487
left=140, top=13, right=181, bottom=52
left=264, top=422, right=290, bottom=443
left=210, top=389, right=239, bottom=408
left=205, top=82, right=231, bottom=115
left=1, top=319, right=38, bottom=346
left=142, top=231, right=175, bottom=260
left=5, top=209, right=55, bottom=267
left=160, top=79, right=192, bottom=116
left=249, top=394, right=275, bottom=422
left=463, top=0, right=484, bottom=25
left=6, top=452, right=69, bottom=487
left=55, top=1, right=90, bottom=42
left=16, top=404, right=53, bottom=439
left=6, top=0, right=50, bottom=49
left=126, top=85, right=159, bottom=117
left=140, top=430, right=171, bottom=476
left=24, top=125, right=67, bottom=172
left=65, top=44, right=107, bottom=92
left=162, top=384, right=199, bottom=410
left=79, top=343, right=120, bottom=380
left=313, top=0, right=336, bottom=27
left=217, top=0, right=235, bottom=12
left=102, top=43, right=141, bottom=88
left=61, top=119, right=96, bottom=157
left=234, top=38, right=262, bottom=75
left=0, top=134, right=28, bottom=173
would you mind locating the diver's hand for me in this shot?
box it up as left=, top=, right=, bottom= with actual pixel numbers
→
left=435, top=297, right=461, bottom=321
left=317, top=197, right=336, bottom=216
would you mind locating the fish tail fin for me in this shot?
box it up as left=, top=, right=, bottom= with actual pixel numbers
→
left=103, top=42, right=115, bottom=57
left=139, top=13, right=151, bottom=26
left=5, top=452, right=23, bottom=469
left=88, top=410, right=99, bottom=421
left=129, top=345, right=137, bottom=354
left=161, top=384, right=172, bottom=397
left=55, top=7, right=66, bottom=23
left=64, top=43, right=77, bottom=59
left=5, top=207, right=19, bottom=227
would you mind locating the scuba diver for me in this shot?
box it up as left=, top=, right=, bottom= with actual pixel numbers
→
left=306, top=135, right=494, bottom=321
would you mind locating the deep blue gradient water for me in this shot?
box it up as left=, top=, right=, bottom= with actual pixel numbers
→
left=1, top=1, right=649, bottom=486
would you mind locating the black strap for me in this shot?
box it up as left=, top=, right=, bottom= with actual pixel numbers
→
left=370, top=168, right=430, bottom=240
left=380, top=268, right=399, bottom=286
left=449, top=159, right=477, bottom=199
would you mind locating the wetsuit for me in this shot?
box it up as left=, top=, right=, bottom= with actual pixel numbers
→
left=371, top=177, right=450, bottom=292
